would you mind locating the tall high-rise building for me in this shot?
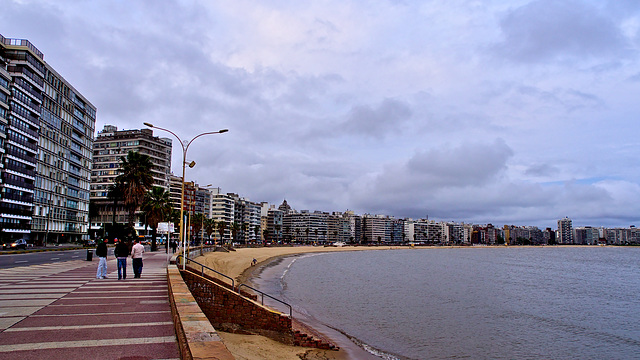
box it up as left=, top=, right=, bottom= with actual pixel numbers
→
left=0, top=34, right=96, bottom=244
left=90, top=125, right=172, bottom=237
left=557, top=217, right=573, bottom=244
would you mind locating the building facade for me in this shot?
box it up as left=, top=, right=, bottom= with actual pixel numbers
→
left=557, top=217, right=573, bottom=244
left=1, top=34, right=96, bottom=244
left=90, top=125, right=172, bottom=237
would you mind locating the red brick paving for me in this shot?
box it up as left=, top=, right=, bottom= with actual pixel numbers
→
left=0, top=252, right=180, bottom=360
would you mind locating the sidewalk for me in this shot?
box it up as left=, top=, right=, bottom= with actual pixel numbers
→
left=0, top=251, right=179, bottom=360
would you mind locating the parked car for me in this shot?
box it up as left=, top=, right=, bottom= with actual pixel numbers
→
left=9, top=239, right=27, bottom=250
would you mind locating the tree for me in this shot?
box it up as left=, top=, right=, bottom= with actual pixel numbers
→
left=205, top=218, right=216, bottom=244
left=114, top=151, right=153, bottom=231
left=141, top=186, right=172, bottom=251
left=241, top=222, right=248, bottom=244
left=255, top=225, right=262, bottom=244
left=285, top=226, right=291, bottom=242
left=105, top=184, right=130, bottom=241
left=106, top=184, right=123, bottom=236
left=231, top=221, right=241, bottom=245
left=217, top=221, right=227, bottom=245
left=191, top=213, right=205, bottom=245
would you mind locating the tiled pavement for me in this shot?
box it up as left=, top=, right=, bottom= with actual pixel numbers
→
left=0, top=252, right=180, bottom=360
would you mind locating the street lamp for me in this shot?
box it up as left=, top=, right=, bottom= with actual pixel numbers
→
left=143, top=122, right=228, bottom=270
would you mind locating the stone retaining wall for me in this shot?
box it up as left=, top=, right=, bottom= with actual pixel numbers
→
left=181, top=269, right=294, bottom=344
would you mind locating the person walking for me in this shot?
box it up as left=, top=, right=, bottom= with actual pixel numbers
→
left=170, top=240, right=178, bottom=254
left=95, top=239, right=108, bottom=279
left=131, top=238, right=145, bottom=278
left=114, top=239, right=129, bottom=280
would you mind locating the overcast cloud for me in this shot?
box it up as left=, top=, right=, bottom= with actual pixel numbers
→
left=3, top=0, right=639, bottom=228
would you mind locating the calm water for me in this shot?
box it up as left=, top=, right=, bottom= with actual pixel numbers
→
left=253, top=247, right=640, bottom=359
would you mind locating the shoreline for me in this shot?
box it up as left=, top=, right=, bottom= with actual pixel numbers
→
left=195, top=245, right=400, bottom=359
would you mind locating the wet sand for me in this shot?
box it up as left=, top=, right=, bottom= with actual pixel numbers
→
left=194, top=245, right=398, bottom=360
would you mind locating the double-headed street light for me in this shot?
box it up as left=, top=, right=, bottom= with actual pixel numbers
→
left=143, top=122, right=228, bottom=270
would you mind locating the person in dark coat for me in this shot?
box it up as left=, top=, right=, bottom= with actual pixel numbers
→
left=114, top=239, right=129, bottom=280
left=95, top=240, right=108, bottom=279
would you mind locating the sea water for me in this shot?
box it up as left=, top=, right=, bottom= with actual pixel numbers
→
left=252, top=247, right=640, bottom=359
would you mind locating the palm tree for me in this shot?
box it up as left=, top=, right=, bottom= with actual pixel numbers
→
left=106, top=183, right=123, bottom=240
left=114, top=151, right=153, bottom=231
left=231, top=221, right=241, bottom=245
left=241, top=222, right=248, bottom=244
left=305, top=227, right=310, bottom=244
left=205, top=218, right=216, bottom=244
left=254, top=225, right=261, bottom=244
left=141, top=186, right=172, bottom=251
left=167, top=208, right=180, bottom=245
left=217, top=221, right=227, bottom=245
left=192, top=213, right=205, bottom=245
left=285, top=226, right=291, bottom=243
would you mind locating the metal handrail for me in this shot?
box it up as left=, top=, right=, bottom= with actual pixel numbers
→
left=238, top=283, right=292, bottom=318
left=176, top=254, right=235, bottom=290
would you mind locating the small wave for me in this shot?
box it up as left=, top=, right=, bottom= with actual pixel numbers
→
left=280, top=253, right=326, bottom=290
left=325, top=324, right=406, bottom=360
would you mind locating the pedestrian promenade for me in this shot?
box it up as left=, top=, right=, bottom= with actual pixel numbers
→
left=0, top=251, right=179, bottom=360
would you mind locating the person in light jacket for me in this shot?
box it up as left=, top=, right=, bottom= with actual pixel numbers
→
left=95, top=240, right=108, bottom=279
left=131, top=239, right=145, bottom=278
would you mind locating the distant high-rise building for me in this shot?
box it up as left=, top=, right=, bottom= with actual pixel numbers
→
left=1, top=34, right=96, bottom=244
left=557, top=217, right=573, bottom=244
left=209, top=188, right=234, bottom=243
left=90, top=125, right=172, bottom=237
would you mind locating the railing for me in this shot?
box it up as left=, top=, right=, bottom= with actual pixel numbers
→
left=177, top=254, right=293, bottom=318
left=238, top=283, right=292, bottom=318
left=176, top=254, right=235, bottom=290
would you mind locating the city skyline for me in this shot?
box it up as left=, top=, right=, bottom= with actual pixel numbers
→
left=3, top=1, right=640, bottom=229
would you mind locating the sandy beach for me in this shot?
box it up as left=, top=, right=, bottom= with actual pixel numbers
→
left=194, top=245, right=398, bottom=360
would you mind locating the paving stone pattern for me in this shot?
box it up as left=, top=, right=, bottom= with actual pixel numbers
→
left=0, top=253, right=180, bottom=360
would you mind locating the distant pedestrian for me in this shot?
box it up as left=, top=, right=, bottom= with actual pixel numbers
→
left=131, top=239, right=145, bottom=278
left=114, top=239, right=129, bottom=280
left=95, top=240, right=108, bottom=279
left=170, top=240, right=177, bottom=254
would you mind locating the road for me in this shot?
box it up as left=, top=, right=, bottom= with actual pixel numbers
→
left=0, top=248, right=113, bottom=269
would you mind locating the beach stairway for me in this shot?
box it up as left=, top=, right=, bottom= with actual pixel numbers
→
left=293, top=329, right=338, bottom=350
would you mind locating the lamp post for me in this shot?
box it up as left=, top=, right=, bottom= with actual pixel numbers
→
left=143, top=123, right=228, bottom=270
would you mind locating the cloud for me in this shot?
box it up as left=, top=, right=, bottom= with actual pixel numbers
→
left=3, top=0, right=640, bottom=229
left=493, top=0, right=627, bottom=63
left=524, top=163, right=559, bottom=177
left=340, top=98, right=413, bottom=139
left=348, top=139, right=514, bottom=214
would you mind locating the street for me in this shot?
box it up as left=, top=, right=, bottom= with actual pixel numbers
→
left=0, top=248, right=113, bottom=269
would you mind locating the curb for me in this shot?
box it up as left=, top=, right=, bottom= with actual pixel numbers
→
left=167, top=265, right=235, bottom=360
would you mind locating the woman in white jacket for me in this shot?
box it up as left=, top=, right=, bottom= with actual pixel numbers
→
left=131, top=239, right=145, bottom=278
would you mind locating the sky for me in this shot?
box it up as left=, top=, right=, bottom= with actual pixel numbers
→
left=2, top=0, right=640, bottom=229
